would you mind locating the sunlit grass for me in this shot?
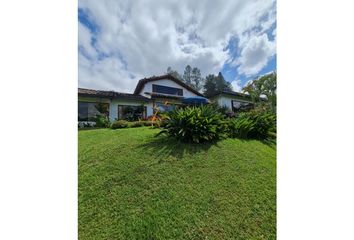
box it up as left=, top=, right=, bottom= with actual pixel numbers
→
left=79, top=127, right=276, bottom=239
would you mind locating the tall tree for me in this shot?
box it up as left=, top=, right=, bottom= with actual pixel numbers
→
left=183, top=65, right=192, bottom=86
left=203, top=74, right=218, bottom=96
left=203, top=72, right=232, bottom=97
left=191, top=67, right=203, bottom=91
left=166, top=66, right=182, bottom=80
left=166, top=65, right=205, bottom=93
left=216, top=72, right=232, bottom=92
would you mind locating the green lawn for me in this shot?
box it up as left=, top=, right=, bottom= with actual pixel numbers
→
left=79, top=127, right=276, bottom=240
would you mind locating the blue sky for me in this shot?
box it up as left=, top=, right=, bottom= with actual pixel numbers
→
left=221, top=22, right=276, bottom=88
left=78, top=0, right=276, bottom=92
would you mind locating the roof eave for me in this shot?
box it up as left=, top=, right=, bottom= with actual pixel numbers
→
left=134, top=75, right=205, bottom=97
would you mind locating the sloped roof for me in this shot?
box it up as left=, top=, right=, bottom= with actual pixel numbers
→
left=78, top=88, right=151, bottom=101
left=133, top=74, right=204, bottom=97
left=208, top=90, right=252, bottom=100
left=209, top=90, right=267, bottom=101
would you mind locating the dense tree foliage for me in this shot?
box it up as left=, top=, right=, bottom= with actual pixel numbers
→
left=242, top=72, right=277, bottom=112
left=203, top=72, right=232, bottom=97
left=166, top=65, right=204, bottom=92
left=203, top=74, right=217, bottom=96
left=166, top=66, right=183, bottom=80
left=182, top=65, right=193, bottom=86
left=191, top=67, right=203, bottom=91
left=166, top=67, right=233, bottom=95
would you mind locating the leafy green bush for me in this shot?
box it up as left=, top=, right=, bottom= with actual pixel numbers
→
left=227, top=117, right=255, bottom=139
left=157, top=105, right=226, bottom=143
left=129, top=121, right=145, bottom=128
left=111, top=120, right=129, bottom=129
left=227, top=110, right=276, bottom=139
left=95, top=115, right=110, bottom=128
left=142, top=121, right=153, bottom=126
left=78, top=121, right=96, bottom=128
left=209, top=102, right=235, bottom=118
left=142, top=120, right=164, bottom=128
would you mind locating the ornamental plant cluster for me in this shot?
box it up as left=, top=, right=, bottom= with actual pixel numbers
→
left=110, top=120, right=159, bottom=129
left=78, top=115, right=160, bottom=129
left=158, top=105, right=276, bottom=143
left=157, top=105, right=226, bottom=143
left=226, top=110, right=276, bottom=139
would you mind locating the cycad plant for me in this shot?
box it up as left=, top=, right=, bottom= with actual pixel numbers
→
left=157, top=105, right=226, bottom=143
left=227, top=110, right=276, bottom=139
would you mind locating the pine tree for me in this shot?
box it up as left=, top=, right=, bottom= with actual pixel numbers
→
left=215, top=72, right=232, bottom=92
left=203, top=74, right=218, bottom=96
left=183, top=65, right=192, bottom=86
left=191, top=67, right=203, bottom=91
left=166, top=66, right=182, bottom=80
left=203, top=72, right=232, bottom=96
left=166, top=65, right=205, bottom=93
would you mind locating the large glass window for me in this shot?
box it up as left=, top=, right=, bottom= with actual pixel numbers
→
left=78, top=102, right=109, bottom=121
left=152, top=84, right=183, bottom=96
left=155, top=102, right=177, bottom=112
left=118, top=105, right=146, bottom=121
left=231, top=100, right=253, bottom=113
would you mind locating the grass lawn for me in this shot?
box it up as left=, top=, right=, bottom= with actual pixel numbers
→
left=79, top=127, right=276, bottom=240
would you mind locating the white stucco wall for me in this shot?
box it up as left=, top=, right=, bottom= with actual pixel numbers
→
left=213, top=95, right=252, bottom=110
left=109, top=99, right=153, bottom=121
left=146, top=103, right=154, bottom=117
left=138, top=79, right=200, bottom=98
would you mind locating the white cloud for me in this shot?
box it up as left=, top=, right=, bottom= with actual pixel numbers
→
left=78, top=22, right=97, bottom=59
left=231, top=79, right=243, bottom=92
left=78, top=54, right=141, bottom=92
left=78, top=0, right=276, bottom=92
left=235, top=33, right=276, bottom=76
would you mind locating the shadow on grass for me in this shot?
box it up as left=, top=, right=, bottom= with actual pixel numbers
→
left=236, top=137, right=276, bottom=150
left=137, top=134, right=220, bottom=161
left=261, top=138, right=276, bottom=149
left=78, top=127, right=104, bottom=131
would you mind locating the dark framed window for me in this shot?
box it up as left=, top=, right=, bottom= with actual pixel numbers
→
left=155, top=102, right=177, bottom=112
left=231, top=100, right=253, bottom=113
left=78, top=102, right=109, bottom=121
left=152, top=84, right=183, bottom=96
left=118, top=105, right=146, bottom=121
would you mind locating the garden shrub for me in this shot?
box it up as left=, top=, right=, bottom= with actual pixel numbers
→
left=142, top=121, right=153, bottom=126
left=144, top=114, right=169, bottom=128
left=227, top=110, right=276, bottom=139
left=157, top=105, right=226, bottom=143
left=95, top=115, right=110, bottom=128
left=227, top=117, right=255, bottom=139
left=129, top=121, right=145, bottom=128
left=210, top=103, right=235, bottom=118
left=146, top=115, right=162, bottom=121
left=111, top=120, right=129, bottom=129
left=142, top=120, right=164, bottom=128
left=143, top=121, right=155, bottom=126
left=78, top=122, right=85, bottom=128
left=217, top=105, right=235, bottom=118
left=78, top=121, right=96, bottom=128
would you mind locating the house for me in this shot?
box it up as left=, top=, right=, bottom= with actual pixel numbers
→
left=208, top=91, right=254, bottom=112
left=78, top=74, right=254, bottom=124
